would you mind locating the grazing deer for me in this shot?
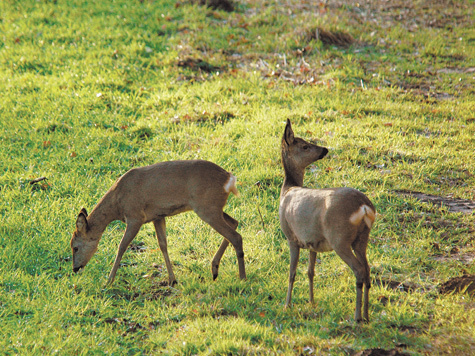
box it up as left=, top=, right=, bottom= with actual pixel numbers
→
left=71, top=160, right=246, bottom=286
left=279, top=120, right=375, bottom=322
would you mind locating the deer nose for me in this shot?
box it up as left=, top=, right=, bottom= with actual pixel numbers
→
left=73, top=266, right=83, bottom=273
left=320, top=147, right=329, bottom=159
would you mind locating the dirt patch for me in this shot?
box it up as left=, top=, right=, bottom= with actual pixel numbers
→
left=188, top=0, right=236, bottom=12
left=211, top=308, right=239, bottom=319
left=353, top=348, right=409, bottom=356
left=177, top=57, right=221, bottom=73
left=128, top=241, right=147, bottom=253
left=396, top=211, right=474, bottom=245
left=439, top=274, right=475, bottom=296
left=104, top=317, right=147, bottom=335
left=394, top=190, right=475, bottom=214
left=397, top=81, right=453, bottom=102
left=438, top=67, right=475, bottom=74
left=393, top=325, right=419, bottom=335
left=375, top=278, right=428, bottom=293
left=145, top=286, right=175, bottom=300
left=431, top=252, right=474, bottom=265
left=306, top=27, right=356, bottom=47
left=334, top=0, right=474, bottom=31
left=171, top=110, right=236, bottom=124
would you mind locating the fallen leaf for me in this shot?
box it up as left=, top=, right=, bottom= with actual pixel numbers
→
left=39, top=182, right=50, bottom=190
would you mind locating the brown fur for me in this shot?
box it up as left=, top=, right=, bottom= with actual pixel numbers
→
left=279, top=120, right=376, bottom=322
left=71, top=160, right=246, bottom=285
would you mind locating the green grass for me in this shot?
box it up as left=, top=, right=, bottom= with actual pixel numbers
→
left=1, top=0, right=474, bottom=354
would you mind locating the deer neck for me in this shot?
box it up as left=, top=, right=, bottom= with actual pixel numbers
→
left=87, top=191, right=120, bottom=239
left=281, top=153, right=305, bottom=197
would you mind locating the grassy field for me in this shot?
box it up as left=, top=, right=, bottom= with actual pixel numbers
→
left=1, top=0, right=474, bottom=354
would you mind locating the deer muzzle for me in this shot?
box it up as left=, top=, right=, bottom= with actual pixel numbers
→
left=320, top=147, right=329, bottom=159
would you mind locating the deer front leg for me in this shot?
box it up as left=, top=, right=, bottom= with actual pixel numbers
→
left=106, top=221, right=142, bottom=286
left=308, top=250, right=317, bottom=304
left=153, top=218, right=177, bottom=286
left=285, top=241, right=300, bottom=308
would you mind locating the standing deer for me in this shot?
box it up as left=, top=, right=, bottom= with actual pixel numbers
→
left=279, top=120, right=375, bottom=322
left=71, top=160, right=246, bottom=286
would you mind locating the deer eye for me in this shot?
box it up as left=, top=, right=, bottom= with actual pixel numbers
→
left=73, top=247, right=79, bottom=253
left=303, top=145, right=309, bottom=150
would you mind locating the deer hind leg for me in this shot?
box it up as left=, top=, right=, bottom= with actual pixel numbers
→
left=107, top=221, right=142, bottom=286
left=308, top=250, right=317, bottom=304
left=285, top=241, right=300, bottom=308
left=195, top=208, right=246, bottom=280
left=352, top=231, right=371, bottom=322
left=211, top=213, right=238, bottom=280
left=333, top=243, right=368, bottom=323
left=153, top=218, right=177, bottom=286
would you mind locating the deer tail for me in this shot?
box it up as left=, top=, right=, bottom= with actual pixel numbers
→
left=349, top=204, right=376, bottom=229
left=224, top=174, right=239, bottom=197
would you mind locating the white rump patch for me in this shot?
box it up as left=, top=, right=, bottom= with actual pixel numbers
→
left=349, top=204, right=376, bottom=229
left=224, top=174, right=239, bottom=196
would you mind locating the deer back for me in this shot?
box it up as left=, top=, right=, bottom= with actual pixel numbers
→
left=113, top=160, right=236, bottom=223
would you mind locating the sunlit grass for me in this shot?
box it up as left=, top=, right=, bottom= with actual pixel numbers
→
left=1, top=0, right=474, bottom=354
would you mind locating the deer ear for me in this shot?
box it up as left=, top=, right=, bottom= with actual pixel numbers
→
left=80, top=207, right=88, bottom=217
left=76, top=210, right=88, bottom=232
left=283, top=119, right=294, bottom=146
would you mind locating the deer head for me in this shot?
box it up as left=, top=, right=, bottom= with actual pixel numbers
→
left=281, top=119, right=328, bottom=189
left=70, top=208, right=100, bottom=273
left=282, top=119, right=328, bottom=170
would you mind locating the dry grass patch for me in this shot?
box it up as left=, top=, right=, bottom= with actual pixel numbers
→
left=306, top=27, right=356, bottom=48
